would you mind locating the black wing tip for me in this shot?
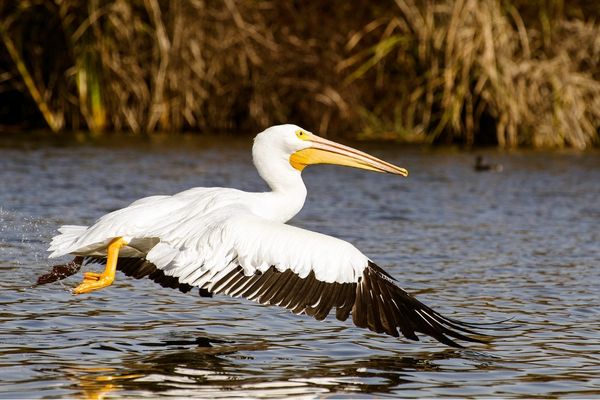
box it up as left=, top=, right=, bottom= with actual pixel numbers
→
left=440, top=313, right=520, bottom=331
left=406, top=312, right=493, bottom=348
left=399, top=326, right=490, bottom=349
left=360, top=262, right=511, bottom=348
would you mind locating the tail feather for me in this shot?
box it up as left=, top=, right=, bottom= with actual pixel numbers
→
left=48, top=225, right=88, bottom=258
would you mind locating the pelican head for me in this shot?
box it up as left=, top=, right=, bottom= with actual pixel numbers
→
left=253, top=124, right=408, bottom=176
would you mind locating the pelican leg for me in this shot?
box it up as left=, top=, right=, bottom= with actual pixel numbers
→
left=73, top=237, right=127, bottom=294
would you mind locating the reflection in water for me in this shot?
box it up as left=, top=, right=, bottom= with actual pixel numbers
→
left=1, top=139, right=600, bottom=398
left=66, top=367, right=143, bottom=400
left=73, top=344, right=470, bottom=398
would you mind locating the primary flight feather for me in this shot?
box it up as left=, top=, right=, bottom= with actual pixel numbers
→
left=48, top=124, right=491, bottom=347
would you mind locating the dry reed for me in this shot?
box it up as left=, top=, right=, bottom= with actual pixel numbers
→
left=0, top=0, right=599, bottom=147
left=340, top=0, right=600, bottom=148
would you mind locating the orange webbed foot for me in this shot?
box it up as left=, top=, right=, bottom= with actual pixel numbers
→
left=73, top=275, right=114, bottom=294
left=72, top=237, right=127, bottom=295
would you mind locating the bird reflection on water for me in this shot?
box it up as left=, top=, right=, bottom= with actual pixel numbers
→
left=69, top=339, right=483, bottom=399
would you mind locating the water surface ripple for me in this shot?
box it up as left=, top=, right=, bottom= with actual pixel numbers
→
left=0, top=138, right=599, bottom=398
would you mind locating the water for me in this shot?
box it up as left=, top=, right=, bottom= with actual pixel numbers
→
left=1, top=136, right=599, bottom=398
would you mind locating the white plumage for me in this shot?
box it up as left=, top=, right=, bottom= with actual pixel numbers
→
left=49, top=187, right=367, bottom=285
left=46, top=124, right=495, bottom=347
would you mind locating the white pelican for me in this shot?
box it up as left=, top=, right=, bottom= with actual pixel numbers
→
left=47, top=124, right=492, bottom=347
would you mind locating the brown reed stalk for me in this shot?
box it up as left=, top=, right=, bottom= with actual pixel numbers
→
left=0, top=18, right=63, bottom=132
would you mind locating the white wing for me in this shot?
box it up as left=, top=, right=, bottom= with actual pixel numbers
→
left=147, top=209, right=369, bottom=286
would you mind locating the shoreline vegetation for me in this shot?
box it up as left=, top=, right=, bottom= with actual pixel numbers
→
left=1, top=0, right=599, bottom=148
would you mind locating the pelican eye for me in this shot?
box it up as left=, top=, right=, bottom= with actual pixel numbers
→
left=296, top=130, right=309, bottom=140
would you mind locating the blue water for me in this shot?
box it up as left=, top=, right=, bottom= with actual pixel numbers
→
left=1, top=136, right=599, bottom=398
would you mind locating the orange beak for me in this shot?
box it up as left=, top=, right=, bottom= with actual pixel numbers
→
left=290, top=134, right=408, bottom=176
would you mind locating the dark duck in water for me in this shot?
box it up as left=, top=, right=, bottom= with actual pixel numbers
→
left=474, top=155, right=503, bottom=172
